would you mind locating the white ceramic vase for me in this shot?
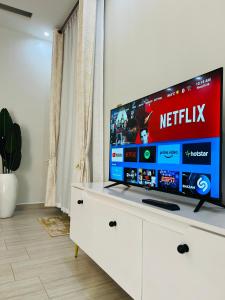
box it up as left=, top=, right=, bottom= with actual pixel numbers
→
left=0, top=174, right=18, bottom=218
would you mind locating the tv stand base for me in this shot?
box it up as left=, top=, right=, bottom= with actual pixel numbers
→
left=194, top=199, right=225, bottom=213
left=193, top=199, right=205, bottom=213
left=104, top=182, right=130, bottom=189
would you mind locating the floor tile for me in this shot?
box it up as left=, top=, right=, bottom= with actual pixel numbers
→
left=0, top=264, right=14, bottom=286
left=0, top=277, right=44, bottom=299
left=5, top=234, right=66, bottom=249
left=0, top=229, right=20, bottom=242
left=83, top=281, right=132, bottom=300
left=0, top=240, right=6, bottom=250
left=26, top=243, right=74, bottom=260
left=51, top=282, right=131, bottom=300
left=42, top=272, right=111, bottom=298
left=12, top=256, right=81, bottom=281
left=0, top=247, right=29, bottom=265
left=51, top=289, right=89, bottom=300
left=6, top=290, right=49, bottom=300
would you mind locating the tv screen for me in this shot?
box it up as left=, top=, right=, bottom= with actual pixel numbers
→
left=109, top=68, right=223, bottom=204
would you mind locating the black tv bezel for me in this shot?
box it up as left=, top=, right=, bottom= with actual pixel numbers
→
left=108, top=67, right=223, bottom=207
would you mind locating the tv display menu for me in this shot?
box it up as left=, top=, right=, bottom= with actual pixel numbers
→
left=109, top=68, right=222, bottom=202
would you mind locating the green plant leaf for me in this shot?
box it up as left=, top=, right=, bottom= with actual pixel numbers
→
left=0, top=109, right=22, bottom=173
left=12, top=151, right=22, bottom=171
left=0, top=136, right=6, bottom=157
left=12, top=123, right=21, bottom=151
left=7, top=151, right=22, bottom=171
left=5, top=123, right=21, bottom=154
left=0, top=108, right=13, bottom=139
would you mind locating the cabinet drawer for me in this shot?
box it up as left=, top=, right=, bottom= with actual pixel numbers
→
left=90, top=197, right=142, bottom=300
left=143, top=220, right=187, bottom=300
left=143, top=221, right=225, bottom=300
left=70, top=188, right=94, bottom=256
left=184, top=226, right=225, bottom=300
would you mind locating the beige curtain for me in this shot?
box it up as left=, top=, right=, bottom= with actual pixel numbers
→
left=56, top=9, right=79, bottom=213
left=45, top=30, right=63, bottom=207
left=46, top=0, right=104, bottom=210
left=92, top=0, right=104, bottom=182
left=74, top=0, right=98, bottom=183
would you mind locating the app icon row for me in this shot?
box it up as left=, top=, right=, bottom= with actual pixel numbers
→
left=111, top=142, right=211, bottom=165
left=111, top=166, right=211, bottom=196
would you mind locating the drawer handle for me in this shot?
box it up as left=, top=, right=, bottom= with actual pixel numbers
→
left=77, top=200, right=83, bottom=205
left=177, top=244, right=189, bottom=254
left=109, top=221, right=117, bottom=227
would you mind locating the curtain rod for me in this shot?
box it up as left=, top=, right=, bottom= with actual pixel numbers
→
left=58, top=0, right=79, bottom=34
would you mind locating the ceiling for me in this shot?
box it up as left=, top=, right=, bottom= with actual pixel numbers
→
left=0, top=0, right=77, bottom=41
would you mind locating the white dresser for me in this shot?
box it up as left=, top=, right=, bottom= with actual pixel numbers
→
left=70, top=183, right=225, bottom=300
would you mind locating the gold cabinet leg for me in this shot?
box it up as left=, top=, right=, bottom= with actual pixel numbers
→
left=75, top=244, right=79, bottom=258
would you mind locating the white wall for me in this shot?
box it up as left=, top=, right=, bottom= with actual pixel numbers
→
left=104, top=0, right=225, bottom=197
left=0, top=26, right=52, bottom=204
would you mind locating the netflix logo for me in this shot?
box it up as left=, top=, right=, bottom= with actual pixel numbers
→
left=124, top=147, right=138, bottom=162
left=160, top=104, right=205, bottom=129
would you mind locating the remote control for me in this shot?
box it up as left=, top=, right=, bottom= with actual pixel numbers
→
left=142, top=199, right=180, bottom=211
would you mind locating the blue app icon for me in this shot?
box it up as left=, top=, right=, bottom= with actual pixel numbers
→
left=196, top=175, right=211, bottom=195
left=111, top=166, right=123, bottom=181
left=158, top=144, right=180, bottom=164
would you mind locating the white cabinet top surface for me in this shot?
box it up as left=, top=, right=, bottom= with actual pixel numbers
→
left=72, top=182, right=225, bottom=236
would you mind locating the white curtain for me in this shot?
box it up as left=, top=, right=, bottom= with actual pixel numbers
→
left=56, top=9, right=79, bottom=213
left=92, top=0, right=104, bottom=182
left=55, top=0, right=105, bottom=213
left=74, top=0, right=100, bottom=183
left=45, top=30, right=63, bottom=207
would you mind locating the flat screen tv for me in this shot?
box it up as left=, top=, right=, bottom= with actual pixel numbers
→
left=109, top=68, right=223, bottom=210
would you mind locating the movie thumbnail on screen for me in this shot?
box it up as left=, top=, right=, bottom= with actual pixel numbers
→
left=158, top=170, right=179, bottom=191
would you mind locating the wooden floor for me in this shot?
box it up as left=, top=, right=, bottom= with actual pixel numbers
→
left=0, top=207, right=131, bottom=300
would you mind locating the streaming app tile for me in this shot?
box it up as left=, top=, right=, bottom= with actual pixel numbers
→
left=138, top=169, right=156, bottom=188
left=124, top=147, right=138, bottom=162
left=158, top=170, right=179, bottom=191
left=111, top=148, right=123, bottom=162
left=111, top=166, right=123, bottom=181
left=182, top=142, right=211, bottom=165
left=182, top=172, right=211, bottom=197
left=158, top=144, right=180, bottom=164
left=139, top=146, right=156, bottom=163
left=124, top=168, right=137, bottom=184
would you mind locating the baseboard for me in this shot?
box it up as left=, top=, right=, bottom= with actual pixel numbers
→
left=16, top=202, right=45, bottom=210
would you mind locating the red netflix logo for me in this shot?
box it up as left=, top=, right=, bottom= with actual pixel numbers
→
left=124, top=148, right=137, bottom=162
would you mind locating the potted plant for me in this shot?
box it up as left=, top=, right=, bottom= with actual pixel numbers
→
left=0, top=108, right=22, bottom=218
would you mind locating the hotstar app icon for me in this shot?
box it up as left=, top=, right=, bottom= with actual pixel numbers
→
left=183, top=143, right=211, bottom=165
left=144, top=150, right=151, bottom=160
